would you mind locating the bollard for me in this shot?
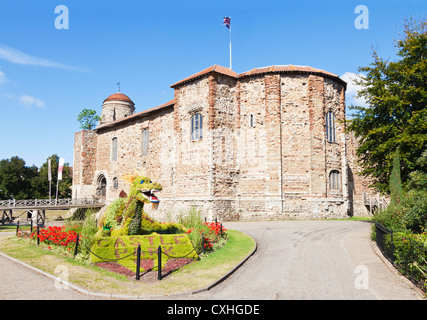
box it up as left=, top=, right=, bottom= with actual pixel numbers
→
left=136, top=245, right=141, bottom=280
left=157, top=246, right=162, bottom=280
left=36, top=226, right=40, bottom=245
left=220, top=223, right=223, bottom=238
left=30, top=219, right=33, bottom=233
left=201, top=233, right=205, bottom=255
left=16, top=221, right=19, bottom=236
left=74, top=234, right=80, bottom=257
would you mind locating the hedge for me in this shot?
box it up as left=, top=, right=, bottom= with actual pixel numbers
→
left=90, top=233, right=198, bottom=273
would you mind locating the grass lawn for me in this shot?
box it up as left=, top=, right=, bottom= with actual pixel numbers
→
left=0, top=229, right=255, bottom=297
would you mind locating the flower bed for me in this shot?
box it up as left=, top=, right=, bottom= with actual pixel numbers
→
left=30, top=226, right=78, bottom=249
left=187, top=221, right=228, bottom=252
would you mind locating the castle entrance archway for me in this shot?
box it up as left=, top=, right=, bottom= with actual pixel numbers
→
left=96, top=174, right=107, bottom=201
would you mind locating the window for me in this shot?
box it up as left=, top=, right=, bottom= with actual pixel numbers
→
left=141, top=129, right=149, bottom=156
left=329, top=170, right=340, bottom=189
left=113, top=177, right=118, bottom=189
left=191, top=113, right=203, bottom=141
left=111, top=137, right=118, bottom=161
left=326, top=111, right=336, bottom=143
left=249, top=114, right=255, bottom=127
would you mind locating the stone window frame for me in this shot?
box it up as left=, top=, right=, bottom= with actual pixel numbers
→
left=191, top=113, right=203, bottom=141
left=329, top=170, right=341, bottom=190
left=111, top=137, right=118, bottom=162
left=141, top=128, right=149, bottom=156
left=325, top=110, right=336, bottom=143
left=249, top=113, right=255, bottom=128
left=112, top=177, right=118, bottom=189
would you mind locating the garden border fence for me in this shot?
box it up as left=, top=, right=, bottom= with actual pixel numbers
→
left=16, top=218, right=227, bottom=282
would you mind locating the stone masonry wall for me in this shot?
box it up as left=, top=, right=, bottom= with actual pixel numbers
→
left=73, top=69, right=372, bottom=222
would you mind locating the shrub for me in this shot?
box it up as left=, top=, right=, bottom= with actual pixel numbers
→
left=393, top=231, right=427, bottom=290
left=402, top=190, right=427, bottom=233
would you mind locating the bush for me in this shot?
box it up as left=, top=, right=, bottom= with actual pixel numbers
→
left=373, top=204, right=406, bottom=231
left=177, top=208, right=228, bottom=255
left=402, top=190, right=427, bottom=233
left=393, top=231, right=427, bottom=290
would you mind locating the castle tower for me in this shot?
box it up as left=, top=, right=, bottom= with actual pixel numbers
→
left=99, top=92, right=135, bottom=125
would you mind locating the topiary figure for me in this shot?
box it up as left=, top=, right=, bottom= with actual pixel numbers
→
left=96, top=174, right=187, bottom=237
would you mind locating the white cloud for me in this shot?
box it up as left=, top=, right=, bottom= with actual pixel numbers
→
left=19, top=95, right=45, bottom=108
left=0, top=68, right=7, bottom=84
left=0, top=44, right=86, bottom=71
left=340, top=72, right=368, bottom=108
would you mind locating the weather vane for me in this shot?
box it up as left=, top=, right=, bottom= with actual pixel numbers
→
left=116, top=81, right=123, bottom=92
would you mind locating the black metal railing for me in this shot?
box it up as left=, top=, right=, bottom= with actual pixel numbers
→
left=374, top=223, right=427, bottom=292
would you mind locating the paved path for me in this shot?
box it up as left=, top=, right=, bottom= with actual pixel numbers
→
left=0, top=243, right=97, bottom=300
left=0, top=221, right=424, bottom=300
left=185, top=220, right=423, bottom=300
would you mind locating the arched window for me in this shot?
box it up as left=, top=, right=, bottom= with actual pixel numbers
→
left=329, top=170, right=340, bottom=189
left=113, top=177, right=118, bottom=189
left=111, top=137, right=118, bottom=161
left=141, top=129, right=149, bottom=156
left=249, top=114, right=255, bottom=128
left=191, top=113, right=203, bottom=141
left=326, top=111, right=336, bottom=143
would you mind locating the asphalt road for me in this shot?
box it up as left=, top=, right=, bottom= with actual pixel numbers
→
left=0, top=221, right=424, bottom=300
left=188, top=220, right=423, bottom=300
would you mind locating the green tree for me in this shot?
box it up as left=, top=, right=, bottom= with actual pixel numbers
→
left=77, top=108, right=100, bottom=130
left=0, top=156, right=38, bottom=200
left=31, top=154, right=73, bottom=199
left=389, top=148, right=403, bottom=207
left=347, top=18, right=427, bottom=193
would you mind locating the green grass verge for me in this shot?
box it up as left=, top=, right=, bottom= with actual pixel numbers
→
left=327, top=216, right=373, bottom=222
left=0, top=229, right=255, bottom=296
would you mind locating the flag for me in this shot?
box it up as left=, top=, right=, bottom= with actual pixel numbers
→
left=223, top=17, right=230, bottom=29
left=58, top=158, right=65, bottom=181
left=48, top=159, right=52, bottom=181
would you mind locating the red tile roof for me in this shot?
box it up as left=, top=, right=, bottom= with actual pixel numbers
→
left=104, top=92, right=134, bottom=104
left=95, top=99, right=175, bottom=131
left=170, top=64, right=346, bottom=87
left=170, top=65, right=239, bottom=88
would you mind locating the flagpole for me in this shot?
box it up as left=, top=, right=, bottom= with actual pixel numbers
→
left=48, top=159, right=51, bottom=202
left=229, top=19, right=232, bottom=70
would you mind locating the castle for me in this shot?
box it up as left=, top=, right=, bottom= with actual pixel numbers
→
left=72, top=64, right=373, bottom=221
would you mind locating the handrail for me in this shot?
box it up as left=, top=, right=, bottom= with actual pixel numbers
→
left=0, top=198, right=105, bottom=208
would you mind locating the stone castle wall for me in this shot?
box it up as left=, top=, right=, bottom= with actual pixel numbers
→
left=72, top=67, right=373, bottom=221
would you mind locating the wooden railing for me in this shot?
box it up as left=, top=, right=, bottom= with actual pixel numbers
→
left=363, top=190, right=389, bottom=213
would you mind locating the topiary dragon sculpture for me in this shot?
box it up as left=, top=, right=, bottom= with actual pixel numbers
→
left=96, top=174, right=187, bottom=237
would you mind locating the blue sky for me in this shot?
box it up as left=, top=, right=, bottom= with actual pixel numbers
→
left=0, top=0, right=425, bottom=168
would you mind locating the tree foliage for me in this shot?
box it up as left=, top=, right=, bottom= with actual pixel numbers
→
left=389, top=148, right=403, bottom=207
left=374, top=150, right=427, bottom=233
left=0, top=156, right=38, bottom=199
left=0, top=154, right=72, bottom=200
left=347, top=18, right=427, bottom=193
left=31, top=154, right=73, bottom=199
left=77, top=108, right=100, bottom=130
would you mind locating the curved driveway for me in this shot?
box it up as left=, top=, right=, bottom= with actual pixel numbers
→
left=189, top=220, right=423, bottom=300
left=0, top=221, right=424, bottom=300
